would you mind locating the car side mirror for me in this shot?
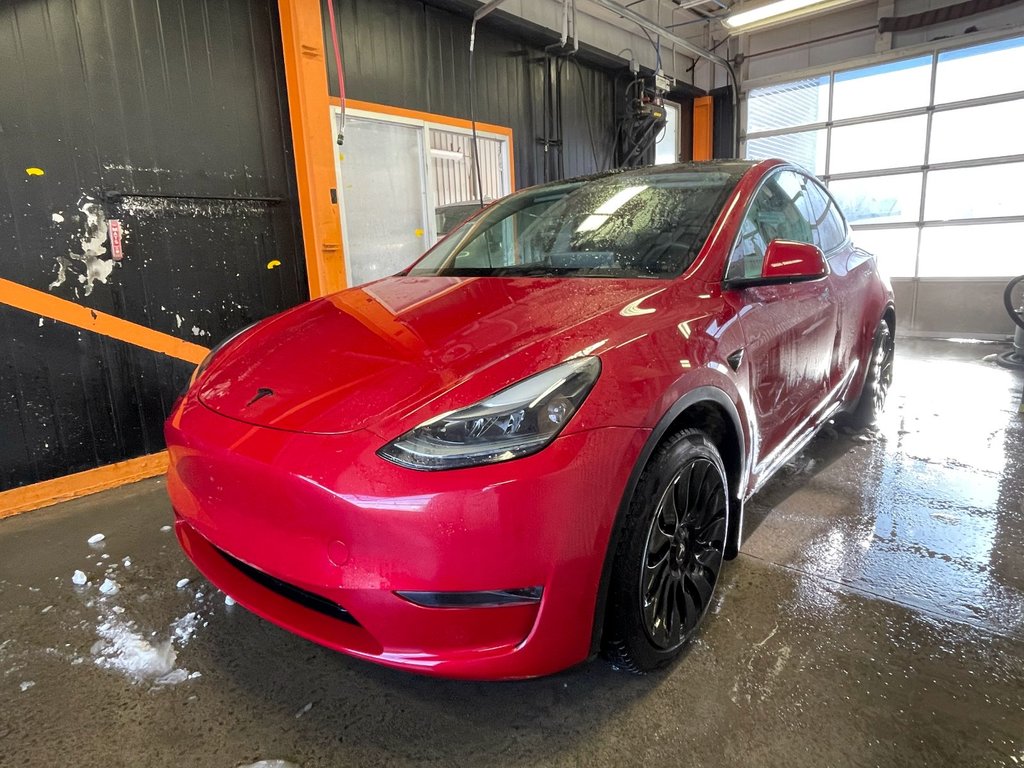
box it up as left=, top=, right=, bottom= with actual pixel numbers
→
left=725, top=240, right=829, bottom=290
left=760, top=240, right=828, bottom=281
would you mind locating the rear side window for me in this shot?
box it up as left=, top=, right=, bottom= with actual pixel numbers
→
left=804, top=178, right=848, bottom=253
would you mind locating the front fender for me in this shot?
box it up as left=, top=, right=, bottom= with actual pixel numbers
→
left=588, top=381, right=752, bottom=657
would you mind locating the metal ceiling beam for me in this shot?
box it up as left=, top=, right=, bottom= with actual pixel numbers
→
left=587, top=0, right=739, bottom=156
left=588, top=0, right=731, bottom=69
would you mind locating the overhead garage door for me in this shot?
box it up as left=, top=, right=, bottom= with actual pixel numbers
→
left=743, top=34, right=1024, bottom=336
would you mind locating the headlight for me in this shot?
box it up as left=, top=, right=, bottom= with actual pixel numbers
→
left=378, top=357, right=601, bottom=471
left=187, top=322, right=256, bottom=389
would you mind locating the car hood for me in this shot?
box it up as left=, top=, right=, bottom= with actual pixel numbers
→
left=196, top=275, right=661, bottom=434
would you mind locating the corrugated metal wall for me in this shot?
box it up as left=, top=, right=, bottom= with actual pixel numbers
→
left=430, top=130, right=506, bottom=205
left=0, top=0, right=305, bottom=491
left=324, top=0, right=620, bottom=189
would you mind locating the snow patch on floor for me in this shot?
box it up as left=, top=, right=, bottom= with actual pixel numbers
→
left=236, top=761, right=300, bottom=768
left=87, top=533, right=105, bottom=544
left=77, top=563, right=206, bottom=688
left=172, top=612, right=199, bottom=644
left=92, top=616, right=178, bottom=683
left=91, top=605, right=201, bottom=687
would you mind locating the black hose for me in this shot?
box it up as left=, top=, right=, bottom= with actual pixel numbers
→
left=556, top=56, right=565, bottom=179
left=569, top=58, right=603, bottom=171
left=1004, top=275, right=1024, bottom=330
left=468, top=45, right=485, bottom=209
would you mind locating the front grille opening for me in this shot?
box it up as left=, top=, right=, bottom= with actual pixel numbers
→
left=216, top=547, right=359, bottom=626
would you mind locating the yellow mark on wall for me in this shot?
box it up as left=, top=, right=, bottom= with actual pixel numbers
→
left=25, top=167, right=44, bottom=176
left=414, top=228, right=424, bottom=237
left=267, top=259, right=282, bottom=270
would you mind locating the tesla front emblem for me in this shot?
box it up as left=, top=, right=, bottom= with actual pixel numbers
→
left=246, top=387, right=274, bottom=407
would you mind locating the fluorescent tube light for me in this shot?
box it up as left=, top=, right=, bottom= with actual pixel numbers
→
left=723, top=0, right=851, bottom=30
left=430, top=148, right=466, bottom=161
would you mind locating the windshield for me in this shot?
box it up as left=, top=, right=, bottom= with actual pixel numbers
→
left=409, top=169, right=741, bottom=279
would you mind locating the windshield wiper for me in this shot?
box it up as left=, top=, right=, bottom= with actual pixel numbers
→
left=492, top=265, right=572, bottom=277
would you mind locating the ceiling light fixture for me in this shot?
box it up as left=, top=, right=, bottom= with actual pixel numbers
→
left=430, top=148, right=466, bottom=162
left=723, top=0, right=860, bottom=31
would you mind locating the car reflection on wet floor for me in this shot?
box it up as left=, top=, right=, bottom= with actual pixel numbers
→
left=743, top=338, right=1024, bottom=639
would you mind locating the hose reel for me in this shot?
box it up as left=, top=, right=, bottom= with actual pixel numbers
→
left=996, top=274, right=1024, bottom=370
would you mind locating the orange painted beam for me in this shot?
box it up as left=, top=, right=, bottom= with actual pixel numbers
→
left=0, top=277, right=208, bottom=364
left=693, top=95, right=714, bottom=162
left=279, top=0, right=346, bottom=297
left=0, top=452, right=168, bottom=519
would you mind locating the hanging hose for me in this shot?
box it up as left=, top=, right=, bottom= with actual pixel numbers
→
left=468, top=37, right=486, bottom=209
left=326, top=0, right=346, bottom=145
left=1004, top=274, right=1024, bottom=330
left=996, top=274, right=1024, bottom=370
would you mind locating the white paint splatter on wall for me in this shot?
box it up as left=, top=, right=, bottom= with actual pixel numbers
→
left=48, top=258, right=69, bottom=290
left=49, top=196, right=117, bottom=296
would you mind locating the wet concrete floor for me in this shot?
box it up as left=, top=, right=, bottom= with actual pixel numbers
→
left=1, top=338, right=1022, bottom=767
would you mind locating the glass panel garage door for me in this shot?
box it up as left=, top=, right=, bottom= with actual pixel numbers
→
left=743, top=34, right=1024, bottom=280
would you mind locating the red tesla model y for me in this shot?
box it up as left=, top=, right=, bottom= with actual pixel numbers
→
left=165, top=159, right=894, bottom=679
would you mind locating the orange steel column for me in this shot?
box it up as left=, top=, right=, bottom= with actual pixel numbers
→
left=278, top=0, right=346, bottom=298
left=692, top=95, right=714, bottom=161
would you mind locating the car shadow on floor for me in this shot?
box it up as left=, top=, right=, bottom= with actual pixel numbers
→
left=737, top=422, right=871, bottom=548
left=196, top=605, right=688, bottom=761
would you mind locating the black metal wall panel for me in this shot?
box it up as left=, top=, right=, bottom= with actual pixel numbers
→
left=0, top=306, right=195, bottom=489
left=0, top=0, right=305, bottom=490
left=324, top=0, right=620, bottom=188
left=712, top=85, right=737, bottom=160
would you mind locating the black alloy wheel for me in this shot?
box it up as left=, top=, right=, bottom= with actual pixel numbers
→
left=869, top=322, right=895, bottom=415
left=603, top=429, right=729, bottom=674
left=843, top=318, right=894, bottom=429
left=640, top=456, right=727, bottom=649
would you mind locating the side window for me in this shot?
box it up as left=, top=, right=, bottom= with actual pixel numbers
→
left=452, top=218, right=513, bottom=268
left=726, top=171, right=814, bottom=280
left=729, top=209, right=769, bottom=279
left=450, top=197, right=556, bottom=269
left=804, top=178, right=848, bottom=253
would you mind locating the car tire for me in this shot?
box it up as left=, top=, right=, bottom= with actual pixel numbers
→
left=842, top=319, right=894, bottom=430
left=602, top=429, right=729, bottom=675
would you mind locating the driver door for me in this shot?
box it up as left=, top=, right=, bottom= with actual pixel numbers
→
left=726, top=170, right=839, bottom=482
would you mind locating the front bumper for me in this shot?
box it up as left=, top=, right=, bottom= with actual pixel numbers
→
left=165, top=396, right=646, bottom=679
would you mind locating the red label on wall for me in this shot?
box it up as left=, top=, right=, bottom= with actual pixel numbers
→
left=108, top=219, right=124, bottom=261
